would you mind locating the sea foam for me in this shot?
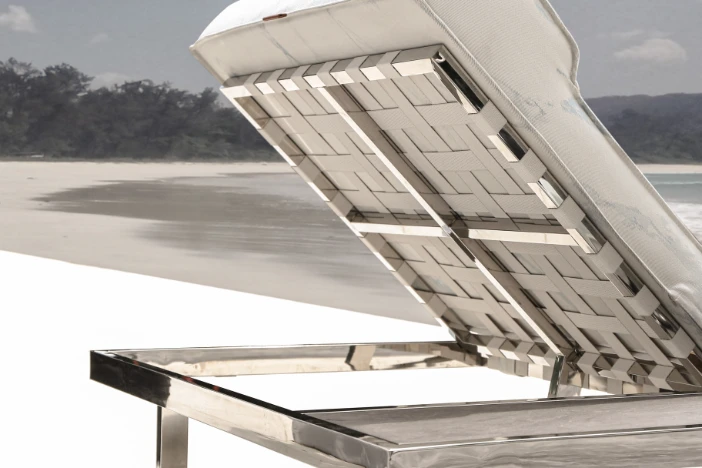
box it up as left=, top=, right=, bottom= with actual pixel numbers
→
left=668, top=202, right=702, bottom=241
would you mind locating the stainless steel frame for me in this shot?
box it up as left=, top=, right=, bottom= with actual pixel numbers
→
left=157, top=408, right=189, bottom=468
left=91, top=343, right=702, bottom=468
left=93, top=31, right=702, bottom=467
left=215, top=44, right=702, bottom=395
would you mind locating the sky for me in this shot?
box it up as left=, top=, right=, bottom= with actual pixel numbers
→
left=0, top=0, right=701, bottom=97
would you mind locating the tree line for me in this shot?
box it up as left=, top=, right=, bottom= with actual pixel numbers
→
left=1, top=58, right=700, bottom=164
left=0, top=58, right=276, bottom=160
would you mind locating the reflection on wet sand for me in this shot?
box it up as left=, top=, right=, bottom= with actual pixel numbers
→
left=3, top=162, right=699, bottom=326
left=29, top=168, right=431, bottom=323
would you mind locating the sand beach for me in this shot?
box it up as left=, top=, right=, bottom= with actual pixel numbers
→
left=0, top=160, right=699, bottom=325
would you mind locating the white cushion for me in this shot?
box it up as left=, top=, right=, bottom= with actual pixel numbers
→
left=199, top=0, right=347, bottom=39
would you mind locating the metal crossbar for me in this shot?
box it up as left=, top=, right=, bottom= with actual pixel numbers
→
left=91, top=344, right=702, bottom=468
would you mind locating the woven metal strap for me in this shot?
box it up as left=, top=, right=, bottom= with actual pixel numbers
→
left=221, top=45, right=702, bottom=394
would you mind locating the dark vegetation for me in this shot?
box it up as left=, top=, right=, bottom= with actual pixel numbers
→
left=588, top=94, right=702, bottom=164
left=1, top=58, right=700, bottom=163
left=0, top=59, right=274, bottom=161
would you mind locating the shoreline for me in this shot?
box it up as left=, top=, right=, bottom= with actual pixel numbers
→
left=3, top=159, right=701, bottom=175
left=0, top=160, right=293, bottom=174
left=638, top=164, right=702, bottom=174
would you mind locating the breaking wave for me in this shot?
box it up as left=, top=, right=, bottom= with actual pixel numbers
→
left=668, top=202, right=702, bottom=241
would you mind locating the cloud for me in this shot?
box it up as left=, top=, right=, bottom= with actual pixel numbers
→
left=614, top=38, right=688, bottom=64
left=89, top=32, right=109, bottom=45
left=0, top=5, right=37, bottom=33
left=610, top=29, right=645, bottom=40
left=92, top=72, right=131, bottom=89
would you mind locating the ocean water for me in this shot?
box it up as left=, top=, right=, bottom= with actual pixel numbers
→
left=647, top=173, right=702, bottom=241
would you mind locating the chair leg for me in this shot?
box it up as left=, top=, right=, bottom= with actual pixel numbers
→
left=548, top=354, right=582, bottom=398
left=157, top=407, right=189, bottom=468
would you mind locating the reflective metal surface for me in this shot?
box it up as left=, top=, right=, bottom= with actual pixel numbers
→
left=92, top=345, right=702, bottom=468
left=386, top=429, right=702, bottom=468
left=308, top=393, right=702, bottom=446
left=468, top=229, right=579, bottom=247
left=113, top=342, right=476, bottom=377
left=312, top=50, right=570, bottom=361
left=157, top=408, right=189, bottom=468
left=92, top=349, right=365, bottom=468
left=217, top=43, right=702, bottom=395
left=93, top=12, right=702, bottom=465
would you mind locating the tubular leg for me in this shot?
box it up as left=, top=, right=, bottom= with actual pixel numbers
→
left=548, top=354, right=566, bottom=398
left=157, top=407, right=189, bottom=468
left=548, top=354, right=583, bottom=398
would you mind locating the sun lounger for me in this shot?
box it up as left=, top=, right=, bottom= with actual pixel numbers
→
left=92, top=1, right=702, bottom=466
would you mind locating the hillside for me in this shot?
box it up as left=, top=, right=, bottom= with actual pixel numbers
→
left=587, top=94, right=702, bottom=164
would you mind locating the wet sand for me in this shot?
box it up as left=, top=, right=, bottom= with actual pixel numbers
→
left=0, top=162, right=432, bottom=323
left=1, top=161, right=699, bottom=326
